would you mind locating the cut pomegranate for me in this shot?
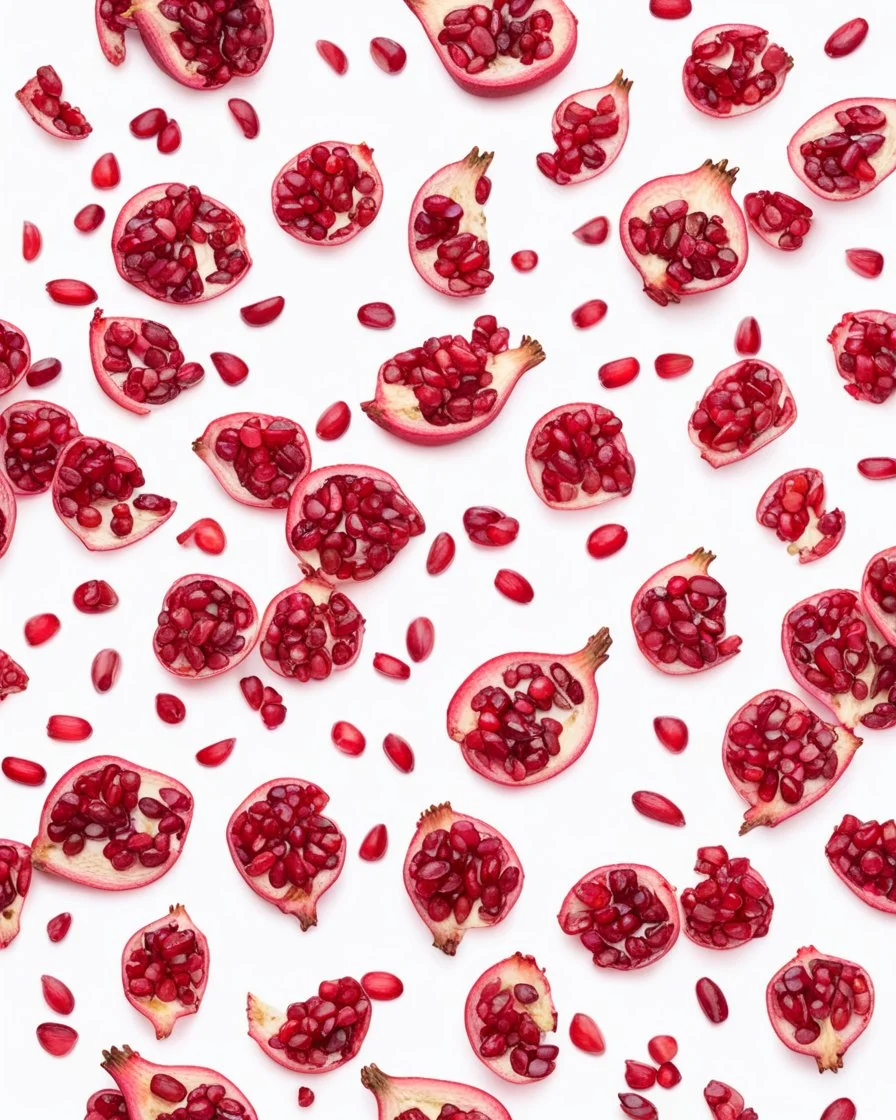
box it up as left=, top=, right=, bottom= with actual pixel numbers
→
left=358, top=302, right=396, bottom=330
left=129, top=107, right=167, bottom=137
left=648, top=1035, right=677, bottom=1064
left=153, top=574, right=259, bottom=680
left=362, top=316, right=544, bottom=445
left=621, top=159, right=748, bottom=305
left=631, top=548, right=741, bottom=675
left=196, top=738, right=235, bottom=766
left=41, top=975, right=74, bottom=1015
left=863, top=546, right=896, bottom=643
left=846, top=248, right=884, bottom=278
left=47, top=715, right=92, bottom=741
left=825, top=19, right=869, bottom=58
left=272, top=143, right=382, bottom=246
left=332, top=721, right=366, bottom=756
left=587, top=524, right=628, bottom=559
left=3, top=756, right=46, bottom=786
left=789, top=99, right=896, bottom=201
left=362, top=971, right=403, bottom=1000
left=316, top=401, right=351, bottom=440
left=569, top=1012, right=605, bottom=1054
left=858, top=456, right=896, bottom=480
left=74, top=580, right=119, bottom=613
left=259, top=575, right=365, bottom=683
left=618, top=1094, right=657, bottom=1120
left=316, top=40, right=348, bottom=75
left=84, top=1087, right=129, bottom=1119
left=92, top=152, right=121, bottom=189
left=735, top=316, right=761, bottom=355
left=227, top=778, right=345, bottom=930
left=511, top=249, right=538, bottom=271
left=228, top=98, right=259, bottom=138
left=571, top=300, right=607, bottom=328
left=46, top=279, right=98, bottom=305
left=756, top=468, right=845, bottom=563
left=826, top=814, right=896, bottom=913
left=370, top=36, right=406, bottom=73
left=681, top=845, right=773, bottom=948
left=494, top=568, right=533, bottom=603
left=0, top=839, right=31, bottom=949
left=821, top=1102, right=857, bottom=1120
left=47, top=913, right=71, bottom=943
left=177, top=518, right=226, bottom=555
left=383, top=732, right=415, bottom=771
left=427, top=531, right=456, bottom=574
left=537, top=71, right=632, bottom=185
left=241, top=296, right=285, bottom=325
left=558, top=863, right=679, bottom=970
left=407, top=617, right=435, bottom=661
left=361, top=1065, right=511, bottom=1120
left=654, top=716, right=688, bottom=753
left=74, top=204, right=106, bottom=233
left=696, top=977, right=728, bottom=1023
left=0, top=319, right=31, bottom=399
left=31, top=756, right=193, bottom=890
left=448, top=626, right=612, bottom=785
left=766, top=946, right=874, bottom=1071
left=26, top=357, right=62, bottom=388
left=599, top=357, right=640, bottom=389
left=624, top=1062, right=656, bottom=1090
left=632, top=790, right=685, bottom=826
left=36, top=1023, right=78, bottom=1056
left=744, top=189, right=813, bottom=251
left=16, top=66, right=91, bottom=139
left=651, top=0, right=691, bottom=16
left=92, top=649, right=122, bottom=693
left=22, top=221, right=42, bottom=261
left=828, top=310, right=896, bottom=403
left=464, top=954, right=558, bottom=1082
left=155, top=694, right=185, bottom=724
left=25, top=613, right=61, bottom=645
left=683, top=25, right=792, bottom=118
left=0, top=651, right=28, bottom=702
left=194, top=412, right=310, bottom=509
left=403, top=802, right=523, bottom=955
left=655, top=353, right=693, bottom=378
left=574, top=216, right=610, bottom=244
left=704, top=1081, right=756, bottom=1120
left=0, top=400, right=79, bottom=495
left=111, top=183, right=251, bottom=304
left=409, top=147, right=494, bottom=297
left=359, top=824, right=388, bottom=861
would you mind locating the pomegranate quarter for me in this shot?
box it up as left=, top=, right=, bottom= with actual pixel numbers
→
left=361, top=1065, right=511, bottom=1120
left=537, top=71, right=632, bottom=185
left=682, top=25, right=793, bottom=118
left=788, top=98, right=896, bottom=201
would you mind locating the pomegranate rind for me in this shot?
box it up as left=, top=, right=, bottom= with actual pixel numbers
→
left=0, top=472, right=17, bottom=559
left=258, top=575, right=365, bottom=682
left=0, top=400, right=80, bottom=496
left=756, top=468, right=845, bottom=563
left=827, top=309, right=896, bottom=404
left=361, top=1064, right=512, bottom=1120
left=95, top=0, right=129, bottom=64
left=683, top=24, right=793, bottom=120
left=862, top=546, right=896, bottom=645
left=788, top=98, right=896, bottom=202
left=0, top=318, right=31, bottom=399
left=102, top=1045, right=258, bottom=1119
left=0, top=839, right=31, bottom=949
left=153, top=573, right=260, bottom=679
left=540, top=72, right=633, bottom=185
left=246, top=984, right=371, bottom=1074
left=826, top=815, right=896, bottom=914
left=15, top=71, right=92, bottom=140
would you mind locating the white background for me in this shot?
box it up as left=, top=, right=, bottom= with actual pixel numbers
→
left=2, top=1, right=896, bottom=1117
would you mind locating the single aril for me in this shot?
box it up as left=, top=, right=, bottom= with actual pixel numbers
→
left=129, top=107, right=167, bottom=138
left=194, top=412, right=310, bottom=509
left=92, top=649, right=122, bottom=693
left=227, top=778, right=345, bottom=930
left=621, top=159, right=748, bottom=305
left=273, top=143, right=383, bottom=246
left=112, top=183, right=251, bottom=304
left=31, top=756, right=193, bottom=889
left=383, top=733, right=414, bottom=772
left=683, top=25, right=792, bottom=118
left=862, top=546, right=896, bottom=643
left=22, top=221, right=42, bottom=261
left=156, top=119, right=181, bottom=154
left=826, top=814, right=896, bottom=913
left=74, top=580, right=118, bottom=613
left=196, top=738, right=235, bottom=767
left=25, top=357, right=62, bottom=388
left=858, top=456, right=896, bottom=479
left=511, top=249, right=538, bottom=271
left=789, top=99, right=896, bottom=201
left=177, top=518, right=225, bottom=555
left=316, top=401, right=350, bottom=440
left=153, top=575, right=259, bottom=680
left=241, top=296, right=284, bottom=325
left=735, top=316, right=761, bottom=355
left=0, top=840, right=31, bottom=949
left=846, top=248, right=884, bottom=278
left=92, top=152, right=120, bottom=189
left=0, top=400, right=79, bottom=495
left=155, top=694, right=185, bottom=724
left=240, top=676, right=263, bottom=710
left=427, top=531, right=455, bottom=574
left=209, top=353, right=248, bottom=387
left=599, top=357, right=640, bottom=389
left=358, top=302, right=395, bottom=329
left=16, top=66, right=91, bottom=139
left=407, top=617, right=435, bottom=662
left=744, top=189, right=813, bottom=251
left=696, top=977, right=728, bottom=1023
left=624, top=1062, right=656, bottom=1090
left=317, top=40, right=348, bottom=75
left=370, top=37, right=407, bottom=73
left=569, top=1012, right=605, bottom=1054
left=409, top=147, right=494, bottom=297
left=0, top=319, right=31, bottom=399
left=757, top=468, right=845, bottom=563
left=821, top=1102, right=857, bottom=1120
left=654, top=716, right=688, bottom=753
left=572, top=300, right=607, bottom=328
left=766, top=946, right=874, bottom=1071
left=648, top=1035, right=677, bottom=1064
left=359, top=825, right=388, bottom=861
left=362, top=971, right=402, bottom=1000
left=403, top=802, right=523, bottom=955
left=75, top=204, right=106, bottom=233
left=587, top=523, right=628, bottom=559
left=25, top=613, right=61, bottom=646
left=573, top=216, right=610, bottom=244
left=631, top=548, right=741, bottom=674
left=361, top=1066, right=511, bottom=1120
left=298, top=1087, right=314, bottom=1108
left=651, top=0, right=691, bottom=16
left=537, top=71, right=632, bottom=185
left=658, top=1069, right=682, bottom=1095
left=47, top=912, right=71, bottom=943
left=42, top=975, right=74, bottom=1017
left=558, top=863, right=679, bottom=970
left=825, top=19, right=869, bottom=58
left=655, top=353, right=693, bottom=378
left=37, top=1023, right=78, bottom=1056
left=47, top=715, right=92, bottom=741
left=46, top=279, right=98, bottom=306
left=463, top=507, right=520, bottom=546
left=228, top=98, right=259, bottom=139
left=494, top=569, right=534, bottom=603
left=374, top=653, right=412, bottom=680
left=259, top=575, right=365, bottom=683
left=3, top=756, right=46, bottom=786
left=632, top=790, right=685, bottom=826
left=704, top=1081, right=757, bottom=1120
left=828, top=309, right=896, bottom=403
left=618, top=1094, right=657, bottom=1120
left=122, top=904, right=207, bottom=1039
left=0, top=651, right=28, bottom=702
left=681, top=845, right=773, bottom=949
left=362, top=316, right=545, bottom=445
left=332, top=721, right=366, bottom=756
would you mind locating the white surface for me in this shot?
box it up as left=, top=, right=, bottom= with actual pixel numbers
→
left=2, top=1, right=896, bottom=1117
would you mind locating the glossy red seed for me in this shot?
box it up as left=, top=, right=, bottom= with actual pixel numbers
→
left=261, top=686, right=287, bottom=730
left=156, top=694, right=186, bottom=725
left=316, top=401, right=351, bottom=440
left=358, top=302, right=395, bottom=329
left=298, top=1087, right=315, bottom=1108
left=846, top=248, right=884, bottom=277
left=374, top=653, right=411, bottom=680
left=73, top=580, right=118, bottom=613
left=406, top=617, right=435, bottom=663
left=25, top=613, right=60, bottom=646
left=74, top=204, right=105, bottom=233
left=359, top=824, right=388, bottom=861
left=316, top=39, right=348, bottom=75
left=656, top=1061, right=681, bottom=1089
left=511, top=250, right=538, bottom=271
left=734, top=316, right=761, bottom=355
left=176, top=518, right=226, bottom=554
left=569, top=1012, right=605, bottom=1054
left=47, top=715, right=92, bottom=742
left=573, top=216, right=610, bottom=244
left=196, top=738, right=236, bottom=766
left=157, top=119, right=181, bottom=154
left=129, top=107, right=167, bottom=137
left=632, top=790, right=685, bottom=826
left=383, top=732, right=414, bottom=772
left=618, top=1094, right=657, bottom=1120
left=858, top=457, right=896, bottom=480
left=26, top=357, right=62, bottom=388
left=653, top=716, right=689, bottom=753
left=587, top=524, right=628, bottom=559
left=655, top=353, right=694, bottom=379
left=495, top=569, right=534, bottom=603
left=240, top=296, right=285, bottom=326
left=426, top=532, right=456, bottom=575
left=599, top=357, right=640, bottom=389
left=46, top=279, right=97, bottom=306
left=240, top=676, right=264, bottom=711
left=41, top=976, right=75, bottom=1016
left=649, top=0, right=692, bottom=16
left=361, top=971, right=403, bottom=999
left=696, top=977, right=728, bottom=1023
left=572, top=299, right=608, bottom=328
left=463, top=507, right=519, bottom=546
left=821, top=1099, right=857, bottom=1120
left=370, top=37, right=407, bottom=73
left=22, top=220, right=42, bottom=261
left=625, top=1062, right=657, bottom=1090
left=91, top=152, right=120, bottom=189
left=825, top=18, right=869, bottom=58
left=47, top=913, right=71, bottom=943
left=648, top=1035, right=678, bottom=1064
left=332, top=721, right=366, bottom=756
left=36, top=1023, right=77, bottom=1057
left=227, top=98, right=259, bottom=138
left=2, top=756, right=46, bottom=786
left=91, top=649, right=121, bottom=693
left=209, top=351, right=249, bottom=386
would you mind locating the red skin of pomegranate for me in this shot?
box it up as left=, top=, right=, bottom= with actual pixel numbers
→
left=464, top=953, right=558, bottom=1083
left=0, top=472, right=17, bottom=560
left=403, top=0, right=577, bottom=97
left=862, top=546, right=896, bottom=644
left=0, top=839, right=31, bottom=949
left=689, top=360, right=797, bottom=467
left=361, top=1064, right=512, bottom=1120
left=272, top=142, right=383, bottom=246
left=683, top=25, right=793, bottom=119
left=102, top=1045, right=258, bottom=1119
left=766, top=946, right=874, bottom=1071
left=826, top=814, right=896, bottom=914
left=828, top=309, right=896, bottom=404
left=0, top=318, right=31, bottom=398
left=31, top=755, right=194, bottom=890
left=447, top=627, right=611, bottom=786
left=788, top=98, right=896, bottom=201
left=537, top=72, right=632, bottom=185
left=259, top=575, right=365, bottom=683
left=756, top=468, right=845, bottom=563
left=0, top=400, right=80, bottom=496
left=153, top=574, right=260, bottom=680
left=620, top=159, right=748, bottom=306
left=121, top=904, right=208, bottom=1039
left=15, top=67, right=91, bottom=139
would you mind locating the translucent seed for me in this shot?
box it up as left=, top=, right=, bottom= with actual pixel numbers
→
left=316, top=40, right=348, bottom=75
left=361, top=971, right=404, bottom=999
left=824, top=18, right=869, bottom=58
left=696, top=977, right=728, bottom=1023
left=359, top=824, right=388, bottom=861
left=655, top=353, right=693, bottom=379
left=653, top=716, right=689, bottom=753
left=240, top=297, right=285, bottom=326
left=511, top=250, right=538, bottom=271
left=374, top=652, right=411, bottom=680
left=370, top=37, right=407, bottom=74
left=632, top=790, right=686, bottom=826
left=573, top=216, right=609, bottom=244
left=357, top=302, right=396, bottom=329
left=587, top=524, right=628, bottom=558
left=569, top=1012, right=606, bottom=1054
left=383, top=732, right=414, bottom=772
left=495, top=569, right=534, bottom=603
left=734, top=316, right=761, bottom=355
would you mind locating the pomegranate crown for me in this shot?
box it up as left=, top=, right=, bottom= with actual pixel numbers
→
left=699, top=158, right=739, bottom=188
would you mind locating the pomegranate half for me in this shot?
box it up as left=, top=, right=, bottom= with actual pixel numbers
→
left=681, top=845, right=773, bottom=949
left=0, top=318, right=31, bottom=398
left=0, top=839, right=31, bottom=949
left=862, top=546, right=896, bottom=644
left=194, top=412, right=311, bottom=509
left=788, top=99, right=896, bottom=201
left=0, top=471, right=17, bottom=560
left=101, top=1045, right=257, bottom=1119
left=0, top=400, right=80, bottom=495
left=826, top=814, right=896, bottom=914
left=683, top=25, right=792, bottom=118
left=756, top=468, right=844, bottom=563
left=153, top=574, right=259, bottom=679
left=828, top=310, right=896, bottom=405
left=536, top=71, right=632, bottom=185
left=259, top=575, right=364, bottom=683
left=361, top=1064, right=511, bottom=1120
left=272, top=143, right=383, bottom=245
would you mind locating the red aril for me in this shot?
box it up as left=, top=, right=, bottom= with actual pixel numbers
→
left=789, top=99, right=896, bottom=201
left=656, top=1061, right=681, bottom=1089
left=537, top=72, right=633, bottom=185
left=383, top=733, right=414, bottom=772
left=46, top=912, right=71, bottom=943
left=370, top=37, right=406, bottom=73
left=298, top=1087, right=314, bottom=1108
left=696, top=977, right=728, bottom=1023
left=74, top=204, right=105, bottom=232
left=46, top=279, right=97, bottom=306
left=91, top=649, right=122, bottom=693
left=240, top=676, right=263, bottom=710
left=494, top=569, right=534, bottom=603
left=241, top=296, right=283, bottom=325
left=156, top=119, right=181, bottom=153
left=316, top=401, right=351, bottom=440
left=211, top=352, right=249, bottom=386
left=655, top=353, right=693, bottom=378
left=618, top=1094, right=656, bottom=1120
left=653, top=716, right=688, bottom=753
left=122, top=904, right=208, bottom=1038
left=374, top=653, right=411, bottom=680
left=332, top=721, right=365, bottom=756
left=228, top=98, right=259, bottom=138
left=406, top=617, right=435, bottom=662
left=73, top=579, right=118, bottom=613
left=259, top=576, right=364, bottom=683
left=858, top=456, right=896, bottom=479
left=825, top=19, right=869, bottom=58
left=92, top=152, right=120, bottom=189
left=316, top=40, right=348, bottom=75
left=463, top=506, right=519, bottom=546
left=689, top=360, right=797, bottom=466
left=36, top=1023, right=77, bottom=1056
left=683, top=25, right=792, bottom=118
left=569, top=1012, right=605, bottom=1054
left=572, top=300, right=607, bottom=328
left=256, top=981, right=371, bottom=1076
left=651, top=0, right=691, bottom=16
left=427, top=531, right=456, bottom=574
left=681, top=845, right=773, bottom=948
left=625, top=1062, right=656, bottom=1090
left=22, top=221, right=42, bottom=261
left=598, top=356, right=639, bottom=388
left=745, top=189, right=813, bottom=251
left=260, top=687, right=286, bottom=730
left=156, top=694, right=186, bottom=725
left=735, top=316, right=761, bottom=355
left=648, top=1035, right=677, bottom=1063
left=176, top=518, right=226, bottom=555
left=47, top=716, right=92, bottom=742
left=153, top=575, right=259, bottom=680
left=821, top=1100, right=857, bottom=1120
left=573, top=216, right=609, bottom=244
left=196, top=738, right=235, bottom=767
left=756, top=468, right=845, bottom=563
left=0, top=400, right=80, bottom=494
left=826, top=814, right=896, bottom=913
left=511, top=249, right=538, bottom=271
left=361, top=971, right=403, bottom=1000
left=2, top=757, right=46, bottom=786
left=846, top=248, right=884, bottom=277
left=25, top=613, right=60, bottom=646
left=358, top=302, right=395, bottom=329
left=194, top=412, right=310, bottom=509
left=273, top=144, right=382, bottom=246
left=25, top=358, right=62, bottom=388
left=587, top=523, right=628, bottom=558
left=129, top=107, right=167, bottom=137
left=16, top=66, right=91, bottom=139
left=359, top=824, right=388, bottom=862
left=828, top=310, right=896, bottom=403
left=705, top=1081, right=755, bottom=1119
left=632, top=790, right=686, bottom=827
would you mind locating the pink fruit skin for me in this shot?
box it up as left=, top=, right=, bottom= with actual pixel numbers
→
left=0, top=839, right=31, bottom=948
left=102, top=1045, right=258, bottom=1119
left=362, top=1066, right=512, bottom=1120
left=683, top=25, right=793, bottom=119
left=788, top=98, right=896, bottom=201
left=0, top=473, right=17, bottom=559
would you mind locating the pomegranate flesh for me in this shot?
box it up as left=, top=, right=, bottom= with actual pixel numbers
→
left=537, top=71, right=632, bottom=185
left=704, top=1081, right=757, bottom=1120
left=259, top=575, right=365, bottom=682
left=16, top=66, right=91, bottom=139
left=862, top=546, right=896, bottom=644
left=828, top=309, right=896, bottom=404
left=683, top=25, right=792, bottom=118
left=0, top=400, right=79, bottom=497
left=689, top=360, right=797, bottom=467
left=102, top=1045, right=257, bottom=1119
left=681, top=845, right=773, bottom=949
left=361, top=1064, right=511, bottom=1120
left=745, top=189, right=813, bottom=251
left=0, top=319, right=31, bottom=399
left=0, top=651, right=28, bottom=702
left=788, top=98, right=896, bottom=201
left=272, top=143, right=382, bottom=245
left=0, top=839, right=31, bottom=949
left=756, top=468, right=844, bottom=563
left=826, top=815, right=896, bottom=913
left=153, top=574, right=259, bottom=679
left=194, top=412, right=311, bottom=510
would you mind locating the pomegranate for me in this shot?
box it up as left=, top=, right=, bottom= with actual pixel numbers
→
left=403, top=802, right=523, bottom=955
left=558, top=863, right=679, bottom=970
left=681, top=845, right=773, bottom=949
left=194, top=412, right=311, bottom=509
left=689, top=360, right=797, bottom=467
left=362, top=317, right=545, bottom=444
left=683, top=25, right=792, bottom=118
left=826, top=814, right=896, bottom=913
left=16, top=66, right=91, bottom=139
left=31, top=756, right=193, bottom=889
left=0, top=401, right=79, bottom=497
left=246, top=977, right=371, bottom=1073
left=704, top=1081, right=757, bottom=1120
left=404, top=0, right=578, bottom=97
left=463, top=507, right=519, bottom=547
left=745, top=189, right=813, bottom=251
left=272, top=143, right=383, bottom=245
left=536, top=71, right=632, bottom=185
left=102, top=1045, right=257, bottom=1119
left=862, top=546, right=896, bottom=643
left=227, top=778, right=345, bottom=930
left=827, top=309, right=896, bottom=404
left=756, top=469, right=845, bottom=563
left=409, top=148, right=494, bottom=297
left=0, top=473, right=15, bottom=559
left=111, top=183, right=251, bottom=304
left=259, top=575, right=365, bottom=682
left=122, top=905, right=208, bottom=1039
left=0, top=319, right=31, bottom=399
left=464, top=954, right=558, bottom=1083
left=766, top=946, right=874, bottom=1071
left=723, top=690, right=861, bottom=834
left=631, top=548, right=741, bottom=675
left=788, top=99, right=896, bottom=201
left=0, top=650, right=28, bottom=702
left=447, top=627, right=611, bottom=785
left=0, top=839, right=31, bottom=949
left=782, top=589, right=896, bottom=730
left=153, top=574, right=259, bottom=679
left=525, top=403, right=635, bottom=509
left=361, top=1065, right=511, bottom=1120
left=286, top=465, right=425, bottom=581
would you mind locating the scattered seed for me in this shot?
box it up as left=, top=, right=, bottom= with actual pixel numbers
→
left=91, top=152, right=120, bottom=189
left=463, top=506, right=519, bottom=546
left=656, top=1061, right=681, bottom=1089
left=572, top=299, right=608, bottom=329
left=821, top=1099, right=857, bottom=1120
left=196, top=738, right=236, bottom=766
left=46, top=279, right=97, bottom=306
left=361, top=971, right=404, bottom=999
left=426, top=532, right=456, bottom=575
left=261, top=685, right=287, bottom=729
left=511, top=250, right=538, bottom=271
left=653, top=716, right=689, bottom=753
left=845, top=247, right=884, bottom=278
left=26, top=357, right=62, bottom=388
left=569, top=1012, right=605, bottom=1054
left=316, top=401, right=351, bottom=440
left=655, top=353, right=694, bottom=379
left=695, top=976, right=728, bottom=1023
left=599, top=357, right=640, bottom=389
left=41, top=976, right=75, bottom=1015
left=73, top=580, right=118, bottom=613
left=316, top=39, right=348, bottom=75
left=649, top=0, right=691, bottom=16
left=632, top=790, right=686, bottom=826
left=240, top=296, right=285, bottom=326
left=47, top=715, right=92, bottom=742
left=383, top=732, right=414, bottom=772
left=648, top=1035, right=678, bottom=1064
left=210, top=351, right=249, bottom=385
left=22, top=220, right=42, bottom=261
left=74, top=204, right=109, bottom=234
left=129, top=107, right=167, bottom=138
left=227, top=98, right=259, bottom=139
left=2, top=756, right=46, bottom=786
left=573, top=216, right=609, bottom=244
left=358, top=302, right=396, bottom=329
left=332, top=721, right=366, bottom=756
left=240, top=676, right=263, bottom=711
left=370, top=37, right=407, bottom=74
left=587, top=524, right=628, bottom=559
left=156, top=694, right=186, bottom=725
left=91, top=649, right=121, bottom=693
left=176, top=518, right=226, bottom=554
left=618, top=1093, right=657, bottom=1120
left=25, top=613, right=60, bottom=646
left=157, top=119, right=182, bottom=154
left=495, top=568, right=534, bottom=603
left=858, top=457, right=896, bottom=480
left=298, top=1087, right=315, bottom=1108
left=406, top=617, right=435, bottom=662
left=374, top=652, right=411, bottom=680
left=36, top=1023, right=78, bottom=1057
left=825, top=18, right=869, bottom=58
left=734, top=315, right=761, bottom=355
left=46, top=913, right=72, bottom=943
left=359, top=824, right=388, bottom=861
left=625, top=1061, right=657, bottom=1090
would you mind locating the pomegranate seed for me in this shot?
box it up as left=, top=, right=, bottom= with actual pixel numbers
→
left=196, top=738, right=236, bottom=766
left=821, top=1100, right=857, bottom=1120
left=332, top=721, right=366, bottom=756
left=73, top=204, right=105, bottom=233
left=632, top=790, right=686, bottom=827
left=625, top=1062, right=657, bottom=1091
left=41, top=976, right=74, bottom=1015
left=47, top=715, right=92, bottom=742
left=227, top=98, right=259, bottom=139
left=26, top=357, right=62, bottom=387
left=858, top=456, right=896, bottom=480
left=22, top=220, right=42, bottom=261
left=655, top=353, right=694, bottom=379
left=25, top=613, right=60, bottom=646
left=315, top=400, right=351, bottom=440
left=156, top=693, right=186, bottom=725
left=572, top=299, right=608, bottom=329
left=846, top=248, right=884, bottom=278
left=359, top=825, right=388, bottom=861
left=573, top=216, right=610, bottom=244
left=298, top=1087, right=315, bottom=1109
left=91, top=649, right=121, bottom=693
left=73, top=580, right=118, bottom=613
left=406, top=617, right=435, bottom=662
left=599, top=357, right=640, bottom=389
left=734, top=315, right=761, bottom=355
left=2, top=756, right=46, bottom=786
left=374, top=652, right=411, bottom=680
left=91, top=152, right=120, bottom=189
left=157, top=119, right=182, bottom=154
left=130, top=107, right=167, bottom=137
left=511, top=250, right=538, bottom=271
left=209, top=351, right=249, bottom=385
left=361, top=971, right=404, bottom=1000
left=316, top=39, right=348, bottom=75
left=656, top=1061, right=681, bottom=1089
left=36, top=1023, right=77, bottom=1057
left=47, top=913, right=71, bottom=943
left=648, top=1035, right=678, bottom=1064
left=569, top=1012, right=605, bottom=1054
left=587, top=524, right=628, bottom=558
left=463, top=506, right=519, bottom=546
left=240, top=296, right=285, bottom=326
left=825, top=18, right=869, bottom=58
left=46, top=279, right=97, bottom=306
left=240, top=676, right=264, bottom=711
left=495, top=569, right=534, bottom=604
left=358, top=302, right=396, bottom=329
left=383, top=732, right=414, bottom=772
left=653, top=716, right=688, bottom=753
left=176, top=518, right=226, bottom=554
left=650, top=0, right=691, bottom=15
left=261, top=686, right=286, bottom=730
left=370, top=37, right=407, bottom=74
left=695, top=977, right=728, bottom=1023
left=426, top=532, right=456, bottom=575
left=618, top=1094, right=657, bottom=1120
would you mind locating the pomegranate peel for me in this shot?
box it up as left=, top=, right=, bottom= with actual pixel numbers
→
left=193, top=412, right=311, bottom=509
left=0, top=839, right=31, bottom=949
left=862, top=546, right=896, bottom=643
left=683, top=24, right=792, bottom=118
left=828, top=309, right=896, bottom=404
left=153, top=574, right=259, bottom=679
left=16, top=66, right=91, bottom=139
left=0, top=471, right=17, bottom=559
left=259, top=575, right=365, bottom=682
left=789, top=98, right=896, bottom=201
left=102, top=1045, right=258, bottom=1118
left=361, top=1064, right=512, bottom=1120
left=689, top=360, right=797, bottom=467
left=537, top=71, right=632, bottom=185
left=273, top=142, right=382, bottom=245
left=826, top=814, right=896, bottom=914
left=756, top=468, right=845, bottom=563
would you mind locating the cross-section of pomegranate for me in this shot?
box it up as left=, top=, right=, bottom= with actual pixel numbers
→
left=689, top=360, right=797, bottom=467
left=259, top=575, right=365, bottom=682
left=0, top=400, right=79, bottom=495
left=756, top=468, right=844, bottom=563
left=536, top=71, right=632, bottom=184
left=788, top=98, right=896, bottom=201
left=683, top=24, right=792, bottom=118
left=828, top=309, right=896, bottom=404
left=272, top=143, right=382, bottom=245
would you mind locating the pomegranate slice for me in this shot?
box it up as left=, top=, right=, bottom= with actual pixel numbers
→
left=404, top=0, right=577, bottom=97
left=409, top=148, right=494, bottom=297
left=681, top=845, right=774, bottom=949
left=683, top=25, right=792, bottom=118
left=826, top=815, right=896, bottom=914
left=403, top=802, right=524, bottom=955
left=272, top=143, right=383, bottom=245
left=788, top=98, right=896, bottom=201
left=362, top=316, right=545, bottom=444
left=756, top=468, right=845, bottom=563
left=361, top=1065, right=511, bottom=1120
left=84, top=1089, right=128, bottom=1119
left=631, top=548, right=741, bottom=675
left=782, top=589, right=896, bottom=730
left=724, top=690, right=861, bottom=834
left=259, top=575, right=365, bottom=682
left=122, top=904, right=208, bottom=1039
left=227, top=778, right=345, bottom=930
left=247, top=977, right=371, bottom=1073
left=745, top=189, right=813, bottom=251
left=558, top=863, right=680, bottom=970
left=194, top=412, right=311, bottom=510
left=525, top=402, right=635, bottom=509
left=689, top=360, right=797, bottom=467
left=536, top=71, right=632, bottom=184
left=153, top=574, right=259, bottom=680
left=286, top=465, right=425, bottom=581
left=704, top=1081, right=757, bottom=1120
left=0, top=650, right=28, bottom=702
left=621, top=159, right=748, bottom=305
left=862, top=546, right=896, bottom=643
left=447, top=627, right=611, bottom=785
left=31, top=756, right=193, bottom=890
left=766, top=947, right=874, bottom=1071
left=16, top=66, right=91, bottom=139
left=0, top=400, right=79, bottom=495
left=828, top=309, right=896, bottom=404
left=51, top=435, right=175, bottom=551
left=111, top=183, right=252, bottom=304
left=0, top=839, right=31, bottom=949
left=0, top=319, right=31, bottom=399
left=464, top=954, right=558, bottom=1083
left=0, top=470, right=17, bottom=559
left=102, top=1045, right=258, bottom=1119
